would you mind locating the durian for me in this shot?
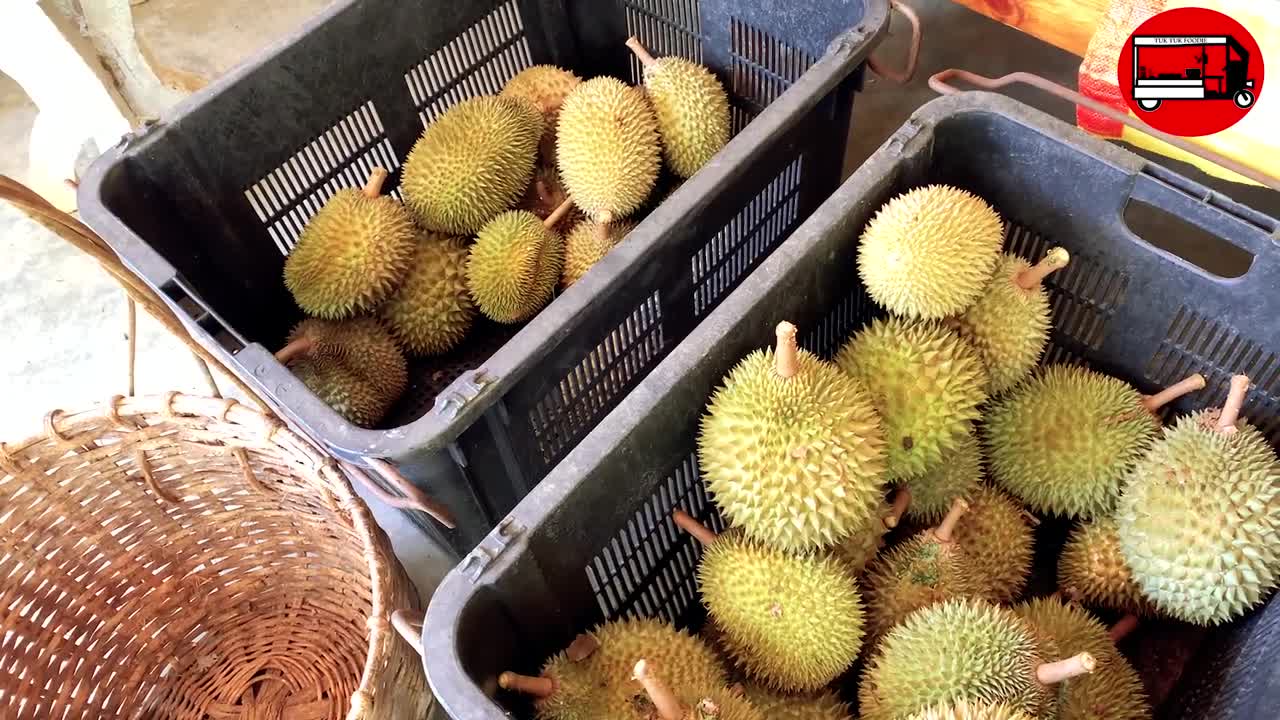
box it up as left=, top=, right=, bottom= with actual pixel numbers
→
left=859, top=598, right=1095, bottom=720
left=857, top=185, right=1003, bottom=320
left=499, top=617, right=726, bottom=720
left=381, top=232, right=474, bottom=355
left=502, top=65, right=581, bottom=161
left=906, top=702, right=1035, bottom=720
left=678, top=511, right=865, bottom=692
left=401, top=95, right=542, bottom=234
left=1058, top=518, right=1153, bottom=618
left=741, top=684, right=851, bottom=720
left=903, top=431, right=983, bottom=523
left=519, top=163, right=576, bottom=221
left=953, top=485, right=1034, bottom=604
left=952, top=247, right=1070, bottom=394
left=698, top=322, right=888, bottom=551
left=283, top=167, right=416, bottom=319
left=832, top=490, right=910, bottom=574
left=634, top=660, right=764, bottom=720
left=1013, top=598, right=1151, bottom=720
left=863, top=499, right=984, bottom=639
left=835, top=317, right=988, bottom=481
left=276, top=317, right=407, bottom=427
left=557, top=77, right=661, bottom=221
left=1118, top=374, right=1280, bottom=625
left=467, top=202, right=570, bottom=323
left=561, top=219, right=635, bottom=288
left=625, top=37, right=731, bottom=178
left=984, top=366, right=1205, bottom=518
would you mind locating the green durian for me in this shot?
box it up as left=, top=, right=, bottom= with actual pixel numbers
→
left=381, top=232, right=474, bottom=356
left=467, top=208, right=566, bottom=323
left=283, top=168, right=416, bottom=319
left=741, top=684, right=851, bottom=720
left=835, top=317, right=988, bottom=482
left=1058, top=518, right=1154, bottom=617
left=557, top=77, right=661, bottom=221
left=984, top=366, right=1204, bottom=518
left=561, top=219, right=635, bottom=288
left=278, top=317, right=407, bottom=427
left=1118, top=375, right=1280, bottom=625
left=952, top=248, right=1069, bottom=394
left=625, top=37, right=730, bottom=178
left=903, top=431, right=983, bottom=524
left=857, top=185, right=1003, bottom=320
left=953, top=485, right=1034, bottom=604
left=906, top=701, right=1035, bottom=720
left=698, top=322, right=888, bottom=551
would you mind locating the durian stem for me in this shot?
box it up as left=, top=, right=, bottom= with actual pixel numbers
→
left=633, top=660, right=684, bottom=720
left=1109, top=614, right=1140, bottom=642
left=1217, top=374, right=1251, bottom=434
left=498, top=672, right=556, bottom=698
left=544, top=198, right=575, bottom=229
left=775, top=321, right=799, bottom=379
left=625, top=36, right=658, bottom=66
left=1141, top=373, right=1206, bottom=413
left=363, top=167, right=389, bottom=198
left=932, top=497, right=970, bottom=543
left=595, top=219, right=612, bottom=246
left=673, top=509, right=718, bottom=546
left=1036, top=652, right=1097, bottom=685
left=883, top=487, right=912, bottom=529
left=274, top=337, right=314, bottom=364
left=1015, top=247, right=1070, bottom=290
left=566, top=632, right=600, bottom=662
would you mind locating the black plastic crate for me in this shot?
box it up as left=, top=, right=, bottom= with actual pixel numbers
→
left=77, top=0, right=891, bottom=556
left=422, top=92, right=1280, bottom=719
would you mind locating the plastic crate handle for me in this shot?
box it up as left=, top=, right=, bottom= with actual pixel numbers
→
left=867, top=0, right=922, bottom=84
left=928, top=69, right=1280, bottom=192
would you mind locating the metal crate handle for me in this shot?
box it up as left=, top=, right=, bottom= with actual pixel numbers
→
left=928, top=69, right=1280, bottom=192
left=344, top=458, right=457, bottom=529
left=868, top=0, right=922, bottom=84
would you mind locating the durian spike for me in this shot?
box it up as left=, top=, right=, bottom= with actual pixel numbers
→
left=544, top=198, right=575, bottom=229
left=775, top=321, right=799, bottom=379
left=363, top=167, right=389, bottom=199
left=1035, top=652, right=1097, bottom=685
left=932, top=497, right=970, bottom=543
left=498, top=672, right=556, bottom=698
left=1015, top=246, right=1070, bottom=290
left=1217, top=374, right=1251, bottom=434
left=633, top=660, right=685, bottom=720
left=883, top=487, right=912, bottom=529
left=1141, top=373, right=1207, bottom=413
left=625, top=36, right=658, bottom=67
left=1109, top=614, right=1140, bottom=642
left=673, top=509, right=718, bottom=546
left=274, top=336, right=313, bottom=364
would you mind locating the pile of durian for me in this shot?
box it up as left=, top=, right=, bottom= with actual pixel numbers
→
left=498, top=185, right=1280, bottom=720
left=275, top=39, right=731, bottom=426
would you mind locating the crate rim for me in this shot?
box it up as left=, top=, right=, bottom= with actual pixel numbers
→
left=77, top=0, right=893, bottom=465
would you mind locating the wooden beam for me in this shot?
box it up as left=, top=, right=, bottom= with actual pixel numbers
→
left=949, top=0, right=1109, bottom=57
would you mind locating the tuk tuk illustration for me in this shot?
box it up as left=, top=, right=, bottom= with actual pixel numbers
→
left=1131, top=34, right=1257, bottom=111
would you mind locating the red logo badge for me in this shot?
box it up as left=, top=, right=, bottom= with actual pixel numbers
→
left=1119, top=7, right=1264, bottom=137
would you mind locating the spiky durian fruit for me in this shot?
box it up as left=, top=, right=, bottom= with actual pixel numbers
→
left=1118, top=375, right=1280, bottom=625
left=625, top=37, right=730, bottom=178
left=634, top=660, right=764, bottom=720
left=1013, top=598, right=1151, bottom=720
left=401, top=95, right=542, bottom=234
left=561, top=219, right=635, bottom=288
left=277, top=317, right=407, bottom=427
left=499, top=617, right=726, bottom=720
left=836, top=318, right=987, bottom=482
left=699, top=322, right=888, bottom=551
left=863, top=500, right=984, bottom=639
left=984, top=366, right=1205, bottom=518
left=830, top=493, right=906, bottom=575
left=742, top=684, right=852, bottom=720
left=502, top=65, right=581, bottom=161
left=381, top=232, right=474, bottom=355
left=857, top=185, right=1003, bottom=320
left=689, top=515, right=865, bottom=692
left=1058, top=518, right=1153, bottom=617
left=557, top=77, right=661, bottom=221
left=518, top=163, right=576, bottom=222
left=906, top=701, right=1035, bottom=720
left=283, top=168, right=416, bottom=319
left=858, top=598, right=1095, bottom=720
left=903, top=431, right=983, bottom=524
left=954, top=485, right=1034, bottom=604
left=953, top=248, right=1069, bottom=394
left=467, top=208, right=566, bottom=323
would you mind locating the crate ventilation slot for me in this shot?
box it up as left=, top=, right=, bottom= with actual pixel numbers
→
left=404, top=0, right=531, bottom=126
left=1144, top=308, right=1280, bottom=444
left=806, top=287, right=880, bottom=360
left=624, top=0, right=703, bottom=85
left=529, top=290, right=666, bottom=467
left=243, top=101, right=399, bottom=256
left=587, top=452, right=724, bottom=622
left=692, top=155, right=804, bottom=316
left=731, top=17, right=814, bottom=114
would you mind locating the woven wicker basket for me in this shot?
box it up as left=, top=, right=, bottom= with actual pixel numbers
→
left=0, top=393, right=431, bottom=719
